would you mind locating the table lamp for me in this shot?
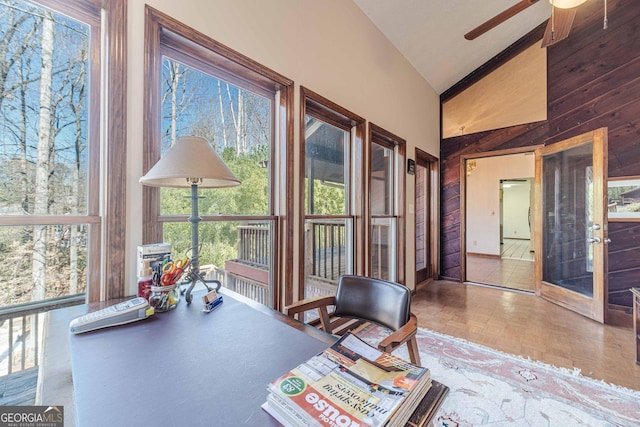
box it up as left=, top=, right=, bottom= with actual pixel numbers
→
left=140, top=136, right=240, bottom=303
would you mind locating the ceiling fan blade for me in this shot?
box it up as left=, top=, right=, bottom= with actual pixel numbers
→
left=465, top=0, right=540, bottom=41
left=541, top=7, right=577, bottom=47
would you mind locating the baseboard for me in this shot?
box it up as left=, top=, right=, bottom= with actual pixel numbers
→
left=607, top=304, right=633, bottom=327
left=466, top=252, right=500, bottom=259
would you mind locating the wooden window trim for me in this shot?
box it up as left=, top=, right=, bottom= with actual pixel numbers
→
left=414, top=148, right=439, bottom=284
left=101, top=0, right=127, bottom=302
left=303, top=87, right=364, bottom=131
left=369, top=123, right=406, bottom=285
left=143, top=5, right=293, bottom=310
left=299, top=87, right=366, bottom=299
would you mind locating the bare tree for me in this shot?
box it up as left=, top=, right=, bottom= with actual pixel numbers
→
left=31, top=10, right=53, bottom=301
left=0, top=1, right=38, bottom=99
left=217, top=79, right=227, bottom=148
left=0, top=3, right=38, bottom=219
left=224, top=82, right=246, bottom=154
left=161, top=60, right=193, bottom=147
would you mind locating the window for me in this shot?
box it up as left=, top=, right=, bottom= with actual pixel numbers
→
left=369, top=124, right=405, bottom=283
left=415, top=148, right=438, bottom=284
left=0, top=0, right=126, bottom=307
left=144, top=7, right=292, bottom=308
left=300, top=87, right=365, bottom=299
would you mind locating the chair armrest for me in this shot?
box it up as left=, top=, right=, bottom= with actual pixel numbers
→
left=284, top=295, right=336, bottom=317
left=284, top=295, right=336, bottom=333
left=377, top=313, right=418, bottom=354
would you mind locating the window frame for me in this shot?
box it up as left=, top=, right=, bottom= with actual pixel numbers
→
left=0, top=0, right=127, bottom=303
left=415, top=148, right=439, bottom=284
left=368, top=123, right=406, bottom=284
left=299, top=86, right=365, bottom=299
left=143, top=6, right=293, bottom=309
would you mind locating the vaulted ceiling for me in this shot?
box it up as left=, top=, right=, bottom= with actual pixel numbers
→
left=353, top=0, right=554, bottom=94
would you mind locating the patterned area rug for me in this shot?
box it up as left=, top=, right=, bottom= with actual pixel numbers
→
left=357, top=326, right=640, bottom=427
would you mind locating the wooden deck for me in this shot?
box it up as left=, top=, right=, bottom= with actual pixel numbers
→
left=0, top=366, right=38, bottom=406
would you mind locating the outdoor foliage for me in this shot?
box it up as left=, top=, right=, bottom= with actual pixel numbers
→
left=0, top=1, right=89, bottom=307
left=0, top=1, right=344, bottom=309
left=158, top=58, right=272, bottom=269
left=608, top=185, right=640, bottom=213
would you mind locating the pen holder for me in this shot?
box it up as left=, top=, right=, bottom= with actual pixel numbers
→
left=149, top=284, right=180, bottom=312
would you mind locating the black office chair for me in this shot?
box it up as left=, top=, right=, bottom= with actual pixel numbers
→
left=285, top=275, right=421, bottom=366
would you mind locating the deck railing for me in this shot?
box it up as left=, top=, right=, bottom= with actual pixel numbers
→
left=237, top=224, right=270, bottom=268
left=204, top=266, right=270, bottom=306
left=305, top=219, right=392, bottom=282
left=371, top=219, right=393, bottom=281
left=206, top=219, right=392, bottom=306
left=307, top=219, right=348, bottom=283
left=0, top=295, right=84, bottom=376
left=0, top=218, right=390, bottom=376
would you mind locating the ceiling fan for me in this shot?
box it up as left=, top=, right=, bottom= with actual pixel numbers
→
left=464, top=0, right=588, bottom=48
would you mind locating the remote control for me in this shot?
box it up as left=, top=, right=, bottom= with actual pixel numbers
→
left=69, top=297, right=155, bottom=334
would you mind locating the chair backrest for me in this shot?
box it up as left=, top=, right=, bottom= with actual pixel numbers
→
left=334, top=275, right=411, bottom=331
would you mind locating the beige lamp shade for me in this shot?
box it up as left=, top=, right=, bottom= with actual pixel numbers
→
left=549, top=0, right=587, bottom=8
left=139, top=136, right=240, bottom=188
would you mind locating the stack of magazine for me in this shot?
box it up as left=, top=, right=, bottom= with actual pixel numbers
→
left=263, top=332, right=431, bottom=427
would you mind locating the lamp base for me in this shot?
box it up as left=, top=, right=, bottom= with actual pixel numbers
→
left=182, top=269, right=221, bottom=304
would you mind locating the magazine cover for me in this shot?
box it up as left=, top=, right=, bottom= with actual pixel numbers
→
left=266, top=332, right=431, bottom=427
left=324, top=333, right=429, bottom=394
left=270, top=370, right=392, bottom=427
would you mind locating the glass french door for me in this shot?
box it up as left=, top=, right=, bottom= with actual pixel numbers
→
left=536, top=128, right=608, bottom=323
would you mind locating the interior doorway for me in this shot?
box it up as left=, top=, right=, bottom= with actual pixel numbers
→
left=464, top=151, right=535, bottom=292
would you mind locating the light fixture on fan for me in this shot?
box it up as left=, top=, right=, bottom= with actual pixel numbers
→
left=464, top=0, right=594, bottom=46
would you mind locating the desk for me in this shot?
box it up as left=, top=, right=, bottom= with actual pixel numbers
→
left=38, top=289, right=447, bottom=426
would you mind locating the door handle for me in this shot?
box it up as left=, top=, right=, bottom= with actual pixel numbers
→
left=588, top=237, right=601, bottom=244
left=603, top=238, right=612, bottom=244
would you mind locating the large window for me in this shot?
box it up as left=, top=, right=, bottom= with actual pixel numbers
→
left=144, top=7, right=292, bottom=308
left=369, top=124, right=405, bottom=283
left=0, top=0, right=126, bottom=307
left=159, top=58, right=272, bottom=261
left=300, top=87, right=364, bottom=299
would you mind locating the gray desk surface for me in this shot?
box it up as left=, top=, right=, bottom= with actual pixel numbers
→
left=39, top=289, right=449, bottom=427
left=42, top=289, right=333, bottom=427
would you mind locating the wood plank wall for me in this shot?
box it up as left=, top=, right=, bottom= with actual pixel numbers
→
left=440, top=0, right=640, bottom=308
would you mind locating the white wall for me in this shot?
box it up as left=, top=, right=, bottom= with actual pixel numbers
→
left=466, top=153, right=534, bottom=256
left=502, top=180, right=532, bottom=239
left=126, top=0, right=441, bottom=294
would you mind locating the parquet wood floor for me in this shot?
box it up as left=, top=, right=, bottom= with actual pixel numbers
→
left=467, top=239, right=535, bottom=292
left=466, top=255, right=535, bottom=292
left=412, top=280, right=640, bottom=391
